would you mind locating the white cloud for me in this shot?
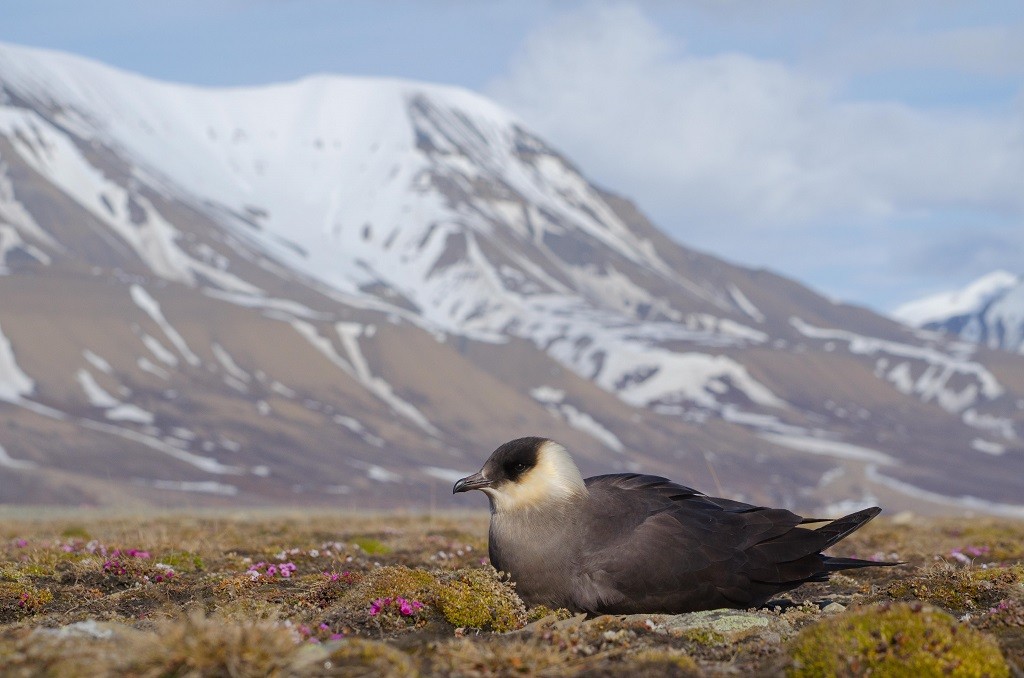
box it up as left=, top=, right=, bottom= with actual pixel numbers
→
left=487, top=4, right=1024, bottom=308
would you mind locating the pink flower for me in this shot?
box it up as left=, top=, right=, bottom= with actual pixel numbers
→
left=15, top=539, right=27, bottom=548
left=369, top=597, right=388, bottom=616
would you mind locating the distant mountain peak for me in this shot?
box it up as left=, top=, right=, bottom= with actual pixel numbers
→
left=892, top=271, right=1024, bottom=353
left=892, top=270, right=1020, bottom=327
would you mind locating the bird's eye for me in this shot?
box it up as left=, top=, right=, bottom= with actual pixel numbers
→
left=511, top=462, right=529, bottom=474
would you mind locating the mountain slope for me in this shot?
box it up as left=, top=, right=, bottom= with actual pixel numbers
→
left=2, top=42, right=1023, bottom=514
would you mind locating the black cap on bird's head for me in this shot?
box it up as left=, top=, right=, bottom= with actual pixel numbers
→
left=453, top=437, right=587, bottom=513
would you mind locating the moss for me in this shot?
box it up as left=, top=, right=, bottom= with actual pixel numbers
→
left=352, top=537, right=391, bottom=556
left=157, top=551, right=204, bottom=572
left=886, top=564, right=1021, bottom=614
left=788, top=603, right=1009, bottom=677
left=345, top=566, right=526, bottom=632
left=0, top=581, right=53, bottom=620
left=526, top=604, right=573, bottom=623
left=356, top=565, right=438, bottom=602
left=316, top=638, right=417, bottom=677
left=60, top=526, right=91, bottom=540
left=434, top=568, right=527, bottom=632
left=680, top=627, right=727, bottom=646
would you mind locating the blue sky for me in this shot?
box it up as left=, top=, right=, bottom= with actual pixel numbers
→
left=3, top=1, right=1023, bottom=312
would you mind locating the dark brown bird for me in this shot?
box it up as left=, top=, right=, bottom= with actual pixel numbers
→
left=453, top=437, right=897, bottom=614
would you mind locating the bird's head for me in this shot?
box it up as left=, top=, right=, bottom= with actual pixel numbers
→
left=453, top=437, right=587, bottom=513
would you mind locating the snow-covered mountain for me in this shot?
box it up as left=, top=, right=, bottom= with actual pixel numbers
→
left=2, top=42, right=1023, bottom=514
left=893, top=271, right=1024, bottom=354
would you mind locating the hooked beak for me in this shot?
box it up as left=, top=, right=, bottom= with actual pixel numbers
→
left=453, top=470, right=491, bottom=494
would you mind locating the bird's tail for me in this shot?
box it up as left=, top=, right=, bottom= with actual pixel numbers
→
left=822, top=555, right=901, bottom=571
left=815, top=507, right=903, bottom=570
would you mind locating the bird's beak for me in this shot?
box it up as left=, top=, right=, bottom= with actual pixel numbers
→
left=453, top=471, right=491, bottom=494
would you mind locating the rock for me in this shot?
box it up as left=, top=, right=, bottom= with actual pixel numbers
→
left=821, top=602, right=846, bottom=615
left=33, top=619, right=141, bottom=641
left=619, top=609, right=794, bottom=643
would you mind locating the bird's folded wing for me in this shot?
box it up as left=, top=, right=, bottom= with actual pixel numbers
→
left=576, top=475, right=815, bottom=612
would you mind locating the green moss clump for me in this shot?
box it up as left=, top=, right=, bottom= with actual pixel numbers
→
left=681, top=627, right=727, bottom=646
left=352, top=537, right=391, bottom=555
left=788, top=603, right=1009, bottom=677
left=357, top=565, right=438, bottom=601
left=525, top=604, right=572, bottom=623
left=434, top=568, right=527, bottom=632
left=59, top=526, right=90, bottom=540
left=157, top=551, right=204, bottom=572
left=345, top=566, right=526, bottom=632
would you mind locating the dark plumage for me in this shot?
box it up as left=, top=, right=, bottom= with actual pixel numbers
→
left=453, top=437, right=898, bottom=614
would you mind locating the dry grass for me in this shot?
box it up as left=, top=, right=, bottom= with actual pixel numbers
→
left=0, top=510, right=1021, bottom=675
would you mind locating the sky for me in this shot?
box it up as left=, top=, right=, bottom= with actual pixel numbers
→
left=2, top=1, right=1023, bottom=312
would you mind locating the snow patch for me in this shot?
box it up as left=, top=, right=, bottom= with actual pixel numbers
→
left=77, top=418, right=241, bottom=474
left=892, top=271, right=1019, bottom=327
left=106, top=404, right=155, bottom=424
left=363, top=464, right=402, bottom=483
left=212, top=343, right=250, bottom=382
left=83, top=350, right=113, bottom=374
left=728, top=284, right=765, bottom=323
left=0, top=320, right=34, bottom=401
left=970, top=438, right=1006, bottom=455
left=791, top=317, right=1003, bottom=412
left=150, top=480, right=239, bottom=496
left=137, top=357, right=170, bottom=379
left=422, top=466, right=468, bottom=483
left=0, top=443, right=37, bottom=470
left=760, top=433, right=895, bottom=464
left=529, top=385, right=623, bottom=452
left=130, top=285, right=200, bottom=366
left=76, top=369, right=120, bottom=408
left=286, top=317, right=438, bottom=434
left=77, top=368, right=154, bottom=424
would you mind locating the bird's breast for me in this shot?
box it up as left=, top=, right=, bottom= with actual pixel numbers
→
left=489, top=510, right=580, bottom=608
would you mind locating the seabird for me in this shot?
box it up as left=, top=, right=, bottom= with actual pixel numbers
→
left=453, top=436, right=897, bottom=614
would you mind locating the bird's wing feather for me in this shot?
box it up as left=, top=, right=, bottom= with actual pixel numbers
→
left=574, top=475, right=832, bottom=613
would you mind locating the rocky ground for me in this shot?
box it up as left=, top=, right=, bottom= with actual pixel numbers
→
left=0, top=509, right=1021, bottom=676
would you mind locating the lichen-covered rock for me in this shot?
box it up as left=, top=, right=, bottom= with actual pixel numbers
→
left=787, top=602, right=1009, bottom=677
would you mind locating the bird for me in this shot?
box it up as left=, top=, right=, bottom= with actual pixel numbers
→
left=453, top=436, right=898, bottom=615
